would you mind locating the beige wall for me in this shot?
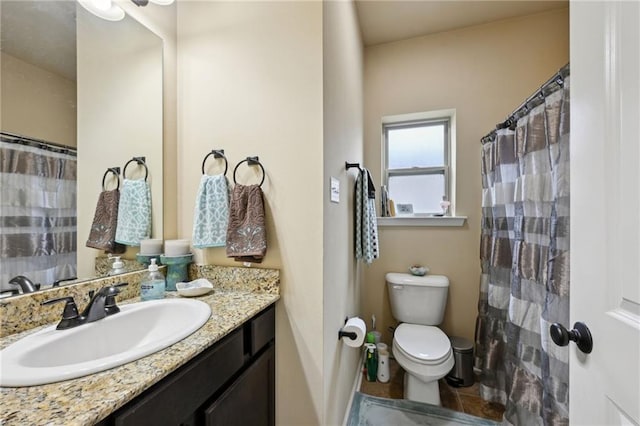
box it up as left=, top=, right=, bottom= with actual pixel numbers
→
left=176, top=2, right=324, bottom=424
left=0, top=52, right=76, bottom=147
left=117, top=0, right=178, bottom=239
left=77, top=7, right=164, bottom=278
left=363, top=8, right=569, bottom=344
left=322, top=1, right=363, bottom=425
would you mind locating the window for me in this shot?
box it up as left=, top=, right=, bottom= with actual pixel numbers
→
left=383, top=114, right=452, bottom=215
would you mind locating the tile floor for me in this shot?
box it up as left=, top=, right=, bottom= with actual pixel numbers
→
left=359, top=358, right=505, bottom=422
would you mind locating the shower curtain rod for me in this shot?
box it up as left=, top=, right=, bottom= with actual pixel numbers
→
left=480, top=63, right=570, bottom=144
left=0, top=131, right=77, bottom=156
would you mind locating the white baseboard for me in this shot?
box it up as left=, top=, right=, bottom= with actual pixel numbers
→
left=341, top=351, right=366, bottom=426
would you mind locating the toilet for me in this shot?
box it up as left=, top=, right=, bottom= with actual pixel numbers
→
left=386, top=272, right=454, bottom=405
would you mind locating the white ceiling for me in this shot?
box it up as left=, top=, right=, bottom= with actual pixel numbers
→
left=1, top=1, right=77, bottom=81
left=355, top=0, right=568, bottom=46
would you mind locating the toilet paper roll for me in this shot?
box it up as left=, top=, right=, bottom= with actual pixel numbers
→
left=342, top=317, right=366, bottom=348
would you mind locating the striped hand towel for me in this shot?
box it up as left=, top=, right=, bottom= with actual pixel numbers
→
left=192, top=174, right=230, bottom=248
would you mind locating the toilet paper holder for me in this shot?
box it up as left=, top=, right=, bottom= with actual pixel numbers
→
left=338, top=317, right=358, bottom=341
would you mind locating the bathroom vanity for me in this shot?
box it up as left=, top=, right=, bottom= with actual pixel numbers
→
left=100, top=304, right=275, bottom=426
left=0, top=266, right=280, bottom=426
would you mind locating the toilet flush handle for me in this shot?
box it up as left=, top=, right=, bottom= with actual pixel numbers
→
left=393, top=285, right=403, bottom=290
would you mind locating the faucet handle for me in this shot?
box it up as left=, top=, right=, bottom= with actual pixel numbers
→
left=41, top=296, right=82, bottom=330
left=105, top=282, right=128, bottom=315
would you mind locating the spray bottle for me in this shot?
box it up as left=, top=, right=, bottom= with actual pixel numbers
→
left=365, top=330, right=378, bottom=382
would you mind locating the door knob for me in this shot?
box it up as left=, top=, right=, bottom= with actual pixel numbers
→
left=550, top=322, right=593, bottom=354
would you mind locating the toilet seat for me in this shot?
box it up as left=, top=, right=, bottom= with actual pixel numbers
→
left=392, top=324, right=454, bottom=405
left=394, top=323, right=451, bottom=365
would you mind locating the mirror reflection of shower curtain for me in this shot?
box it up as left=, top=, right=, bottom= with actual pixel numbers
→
left=0, top=139, right=77, bottom=291
left=475, top=78, right=570, bottom=425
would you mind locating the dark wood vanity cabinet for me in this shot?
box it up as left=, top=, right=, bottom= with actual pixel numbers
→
left=204, top=344, right=274, bottom=426
left=98, top=305, right=275, bottom=426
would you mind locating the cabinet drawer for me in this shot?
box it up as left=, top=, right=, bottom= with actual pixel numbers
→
left=250, top=305, right=275, bottom=356
left=113, top=329, right=244, bottom=426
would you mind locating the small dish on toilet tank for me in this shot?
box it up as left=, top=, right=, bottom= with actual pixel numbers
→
left=409, top=265, right=428, bottom=276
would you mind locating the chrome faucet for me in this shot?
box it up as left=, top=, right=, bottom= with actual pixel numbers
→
left=8, top=276, right=39, bottom=293
left=41, top=283, right=129, bottom=330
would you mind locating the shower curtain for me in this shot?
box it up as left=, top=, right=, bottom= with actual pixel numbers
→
left=0, top=136, right=77, bottom=291
left=476, top=74, right=570, bottom=425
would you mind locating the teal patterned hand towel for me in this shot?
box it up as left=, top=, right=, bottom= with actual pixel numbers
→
left=192, top=174, right=230, bottom=248
left=115, top=179, right=151, bottom=246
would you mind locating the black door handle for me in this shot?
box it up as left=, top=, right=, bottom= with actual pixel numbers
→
left=550, top=322, right=593, bottom=354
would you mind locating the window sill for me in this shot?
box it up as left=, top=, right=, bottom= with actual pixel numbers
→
left=377, top=216, right=467, bottom=227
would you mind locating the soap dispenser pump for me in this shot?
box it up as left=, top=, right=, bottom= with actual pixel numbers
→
left=108, top=256, right=125, bottom=276
left=140, top=258, right=165, bottom=301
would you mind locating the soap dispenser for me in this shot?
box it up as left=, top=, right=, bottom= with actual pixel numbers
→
left=140, top=258, right=165, bottom=301
left=108, top=256, right=125, bottom=276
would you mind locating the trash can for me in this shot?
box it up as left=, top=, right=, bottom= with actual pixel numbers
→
left=446, top=336, right=474, bottom=387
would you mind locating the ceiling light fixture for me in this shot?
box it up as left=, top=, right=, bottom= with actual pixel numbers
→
left=131, top=0, right=175, bottom=6
left=78, top=0, right=125, bottom=21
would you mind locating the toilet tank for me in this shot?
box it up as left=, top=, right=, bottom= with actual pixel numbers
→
left=386, top=273, right=449, bottom=325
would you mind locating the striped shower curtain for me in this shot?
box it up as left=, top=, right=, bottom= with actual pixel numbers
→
left=0, top=136, right=77, bottom=292
left=476, top=76, right=570, bottom=425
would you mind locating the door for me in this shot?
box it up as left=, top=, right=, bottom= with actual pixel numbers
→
left=570, top=1, right=640, bottom=425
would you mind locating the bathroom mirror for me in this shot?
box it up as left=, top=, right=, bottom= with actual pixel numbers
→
left=0, top=1, right=163, bottom=297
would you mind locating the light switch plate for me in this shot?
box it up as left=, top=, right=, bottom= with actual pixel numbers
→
left=330, top=177, right=340, bottom=203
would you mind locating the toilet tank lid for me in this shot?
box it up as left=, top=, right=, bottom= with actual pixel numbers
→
left=386, top=272, right=449, bottom=287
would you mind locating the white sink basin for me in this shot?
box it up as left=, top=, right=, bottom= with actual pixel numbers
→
left=0, top=298, right=211, bottom=387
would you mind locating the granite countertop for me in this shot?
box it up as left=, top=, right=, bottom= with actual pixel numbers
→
left=0, top=290, right=279, bottom=426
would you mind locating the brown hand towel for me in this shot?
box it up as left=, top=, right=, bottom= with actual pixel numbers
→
left=86, top=189, right=125, bottom=254
left=226, top=184, right=266, bottom=263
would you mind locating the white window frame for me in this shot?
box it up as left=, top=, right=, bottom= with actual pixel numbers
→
left=382, top=109, right=456, bottom=216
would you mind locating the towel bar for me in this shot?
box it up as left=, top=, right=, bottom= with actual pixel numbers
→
left=345, top=161, right=362, bottom=172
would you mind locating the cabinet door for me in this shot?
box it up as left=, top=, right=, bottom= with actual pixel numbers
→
left=205, top=344, right=275, bottom=426
left=113, top=330, right=244, bottom=426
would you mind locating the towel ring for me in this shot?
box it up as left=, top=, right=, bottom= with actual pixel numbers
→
left=202, top=149, right=228, bottom=176
left=233, top=156, right=265, bottom=187
left=123, top=156, right=148, bottom=181
left=102, top=167, right=121, bottom=191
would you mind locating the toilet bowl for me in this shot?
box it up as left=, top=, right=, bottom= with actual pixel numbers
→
left=392, top=323, right=454, bottom=405
left=386, top=272, right=453, bottom=405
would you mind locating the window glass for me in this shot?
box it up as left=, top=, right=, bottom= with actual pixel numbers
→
left=387, top=124, right=445, bottom=169
left=388, top=174, right=444, bottom=213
